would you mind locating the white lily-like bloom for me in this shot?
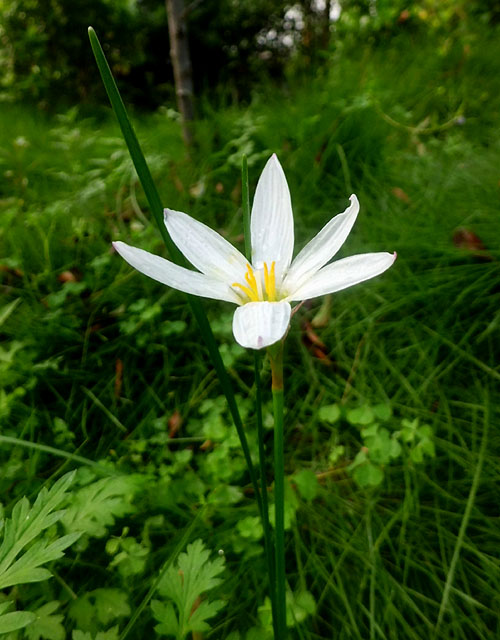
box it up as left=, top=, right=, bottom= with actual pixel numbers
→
left=113, top=155, right=396, bottom=350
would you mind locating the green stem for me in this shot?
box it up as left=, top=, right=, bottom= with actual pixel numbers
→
left=88, top=27, right=263, bottom=522
left=241, top=156, right=277, bottom=630
left=269, top=342, right=287, bottom=638
left=254, top=350, right=278, bottom=636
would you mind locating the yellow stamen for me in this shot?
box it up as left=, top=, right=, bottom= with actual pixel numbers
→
left=232, top=282, right=260, bottom=302
left=232, top=261, right=277, bottom=303
left=233, top=264, right=260, bottom=302
left=264, top=261, right=276, bottom=301
left=245, top=263, right=258, bottom=291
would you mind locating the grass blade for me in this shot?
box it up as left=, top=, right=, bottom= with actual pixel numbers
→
left=87, top=26, right=262, bottom=517
left=433, top=394, right=490, bottom=636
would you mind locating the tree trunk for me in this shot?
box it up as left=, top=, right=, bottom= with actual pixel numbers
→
left=165, top=0, right=194, bottom=147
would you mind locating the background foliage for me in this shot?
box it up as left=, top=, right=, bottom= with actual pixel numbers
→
left=1, top=0, right=499, bottom=107
left=0, top=0, right=499, bottom=638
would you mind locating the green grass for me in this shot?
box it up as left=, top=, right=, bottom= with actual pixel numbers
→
left=1, top=26, right=500, bottom=639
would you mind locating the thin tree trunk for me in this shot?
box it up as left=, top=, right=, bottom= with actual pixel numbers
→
left=165, top=0, right=194, bottom=147
left=321, top=0, right=331, bottom=50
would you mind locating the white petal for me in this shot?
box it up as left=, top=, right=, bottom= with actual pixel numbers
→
left=113, top=241, right=240, bottom=304
left=164, top=208, right=248, bottom=282
left=232, top=301, right=291, bottom=350
left=283, top=195, right=359, bottom=293
left=251, top=155, right=294, bottom=281
left=288, top=252, right=397, bottom=302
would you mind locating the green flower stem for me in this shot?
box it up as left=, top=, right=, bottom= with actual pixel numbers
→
left=88, top=27, right=263, bottom=520
left=241, top=156, right=277, bottom=632
left=254, top=350, right=278, bottom=636
left=269, top=342, right=287, bottom=638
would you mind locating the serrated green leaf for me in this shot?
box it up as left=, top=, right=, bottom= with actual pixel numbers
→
left=153, top=539, right=226, bottom=638
left=0, top=567, right=51, bottom=589
left=24, top=601, right=64, bottom=640
left=93, top=589, right=131, bottom=625
left=0, top=532, right=80, bottom=589
left=95, top=627, right=119, bottom=640
left=188, top=599, right=225, bottom=632
left=0, top=472, right=75, bottom=574
left=0, top=610, right=36, bottom=633
left=72, top=628, right=119, bottom=640
left=0, top=473, right=77, bottom=592
left=151, top=600, right=178, bottom=636
left=62, top=476, right=141, bottom=541
left=68, top=589, right=130, bottom=632
left=68, top=596, right=94, bottom=632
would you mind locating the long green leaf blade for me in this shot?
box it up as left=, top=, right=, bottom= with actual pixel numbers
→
left=87, top=27, right=262, bottom=517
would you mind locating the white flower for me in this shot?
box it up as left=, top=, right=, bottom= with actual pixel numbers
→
left=113, top=155, right=396, bottom=350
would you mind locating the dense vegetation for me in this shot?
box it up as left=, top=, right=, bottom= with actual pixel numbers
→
left=0, top=1, right=499, bottom=638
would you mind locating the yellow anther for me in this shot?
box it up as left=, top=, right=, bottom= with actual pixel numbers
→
left=244, top=263, right=258, bottom=292
left=233, top=261, right=277, bottom=303
left=264, top=261, right=276, bottom=301
left=232, top=282, right=259, bottom=302
left=233, top=264, right=260, bottom=302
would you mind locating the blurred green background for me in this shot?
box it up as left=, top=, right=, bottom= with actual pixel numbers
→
left=0, top=1, right=500, bottom=639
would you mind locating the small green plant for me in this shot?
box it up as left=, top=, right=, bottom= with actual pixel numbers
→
left=0, top=472, right=80, bottom=634
left=320, top=403, right=436, bottom=488
left=69, top=589, right=130, bottom=635
left=151, top=539, right=226, bottom=639
left=61, top=472, right=143, bottom=549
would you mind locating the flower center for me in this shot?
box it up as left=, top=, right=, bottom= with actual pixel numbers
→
left=232, top=262, right=276, bottom=303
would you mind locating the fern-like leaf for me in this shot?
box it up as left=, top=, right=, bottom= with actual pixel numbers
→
left=72, top=626, right=119, bottom=640
left=24, top=601, right=65, bottom=640
left=0, top=471, right=78, bottom=590
left=61, top=476, right=141, bottom=542
left=152, top=539, right=226, bottom=638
